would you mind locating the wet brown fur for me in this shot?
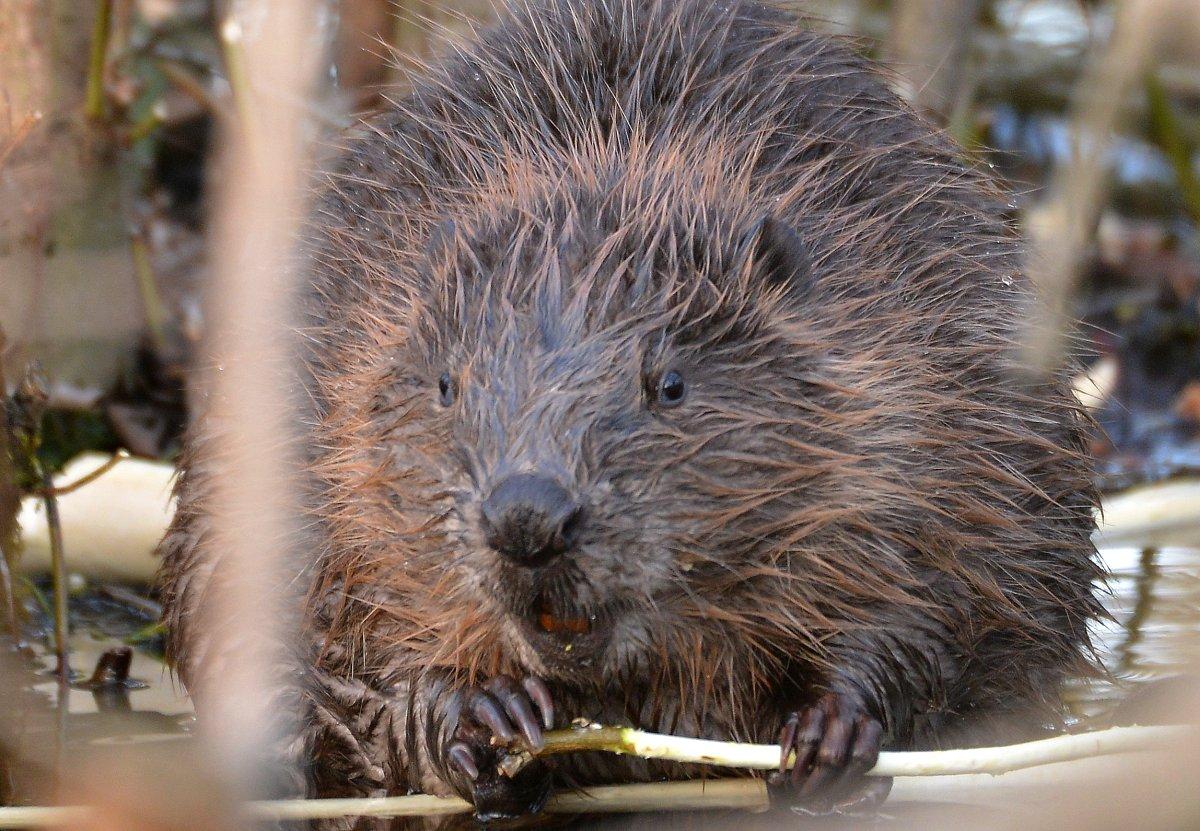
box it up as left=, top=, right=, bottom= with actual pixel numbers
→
left=157, top=0, right=1104, bottom=806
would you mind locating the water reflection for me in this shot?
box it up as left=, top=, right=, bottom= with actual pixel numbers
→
left=1070, top=545, right=1200, bottom=721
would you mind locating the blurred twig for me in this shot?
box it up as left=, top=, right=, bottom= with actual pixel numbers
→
left=1023, top=0, right=1181, bottom=373
left=84, top=0, right=114, bottom=122
left=1144, top=68, right=1200, bottom=224
left=40, top=450, right=128, bottom=498
left=158, top=62, right=231, bottom=120
left=217, top=17, right=255, bottom=130
left=97, top=583, right=161, bottom=620
left=889, top=0, right=982, bottom=116
left=198, top=0, right=327, bottom=800
left=0, top=333, right=20, bottom=641
left=131, top=232, right=168, bottom=356
left=39, top=467, right=69, bottom=680
left=0, top=111, right=42, bottom=171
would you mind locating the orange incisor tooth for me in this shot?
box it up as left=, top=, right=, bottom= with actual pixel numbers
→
left=538, top=612, right=590, bottom=634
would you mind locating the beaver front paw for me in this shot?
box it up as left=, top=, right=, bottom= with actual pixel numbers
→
left=445, top=675, right=556, bottom=821
left=768, top=690, right=892, bottom=814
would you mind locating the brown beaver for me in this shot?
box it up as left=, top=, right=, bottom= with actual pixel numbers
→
left=157, top=0, right=1104, bottom=821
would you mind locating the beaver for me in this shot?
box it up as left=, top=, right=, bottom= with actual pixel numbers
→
left=157, top=0, right=1105, bottom=820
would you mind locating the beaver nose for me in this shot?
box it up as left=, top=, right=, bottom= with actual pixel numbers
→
left=481, top=474, right=581, bottom=567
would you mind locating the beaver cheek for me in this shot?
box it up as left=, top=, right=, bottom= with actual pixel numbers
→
left=601, top=617, right=657, bottom=679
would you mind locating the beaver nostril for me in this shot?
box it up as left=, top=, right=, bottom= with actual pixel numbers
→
left=558, top=505, right=584, bottom=548
left=481, top=473, right=581, bottom=567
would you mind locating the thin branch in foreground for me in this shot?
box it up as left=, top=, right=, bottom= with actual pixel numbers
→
left=200, top=0, right=327, bottom=801
left=39, top=468, right=69, bottom=681
left=0, top=781, right=774, bottom=828
left=0, top=111, right=42, bottom=171
left=0, top=331, right=20, bottom=641
left=0, top=724, right=1191, bottom=827
left=84, top=0, right=115, bottom=122
left=131, top=230, right=169, bottom=357
left=1021, top=0, right=1177, bottom=373
left=248, top=779, right=767, bottom=822
left=38, top=450, right=129, bottom=498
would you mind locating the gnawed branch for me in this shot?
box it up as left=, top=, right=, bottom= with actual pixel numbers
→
left=0, top=724, right=1191, bottom=827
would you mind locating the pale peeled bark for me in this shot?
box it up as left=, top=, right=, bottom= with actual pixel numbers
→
left=17, top=453, right=175, bottom=582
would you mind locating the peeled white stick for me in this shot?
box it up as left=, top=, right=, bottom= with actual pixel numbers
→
left=502, top=722, right=1195, bottom=778
left=1071, top=355, right=1117, bottom=411
left=1094, top=477, right=1200, bottom=547
left=16, top=452, right=175, bottom=582
left=0, top=725, right=1192, bottom=827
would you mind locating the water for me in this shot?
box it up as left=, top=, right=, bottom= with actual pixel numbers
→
left=1080, top=545, right=1200, bottom=719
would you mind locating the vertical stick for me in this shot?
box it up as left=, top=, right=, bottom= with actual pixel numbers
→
left=84, top=0, right=114, bottom=121
left=130, top=232, right=167, bottom=356
left=201, top=0, right=325, bottom=801
left=1022, top=0, right=1178, bottom=373
left=0, top=332, right=21, bottom=641
left=889, top=0, right=981, bottom=116
left=0, top=536, right=16, bottom=641
left=40, top=469, right=69, bottom=680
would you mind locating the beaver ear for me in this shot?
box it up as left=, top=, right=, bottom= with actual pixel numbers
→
left=741, top=215, right=813, bottom=295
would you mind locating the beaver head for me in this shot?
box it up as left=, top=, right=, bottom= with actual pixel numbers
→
left=332, top=165, right=850, bottom=692
left=309, top=147, right=888, bottom=701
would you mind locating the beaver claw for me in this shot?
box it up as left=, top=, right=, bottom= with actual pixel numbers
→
left=768, top=691, right=891, bottom=813
left=445, top=675, right=555, bottom=821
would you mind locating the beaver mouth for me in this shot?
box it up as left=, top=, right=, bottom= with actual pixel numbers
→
left=535, top=594, right=592, bottom=635
left=515, top=591, right=608, bottom=660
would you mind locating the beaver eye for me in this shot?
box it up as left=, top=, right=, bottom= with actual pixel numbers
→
left=437, top=372, right=455, bottom=407
left=655, top=370, right=686, bottom=407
